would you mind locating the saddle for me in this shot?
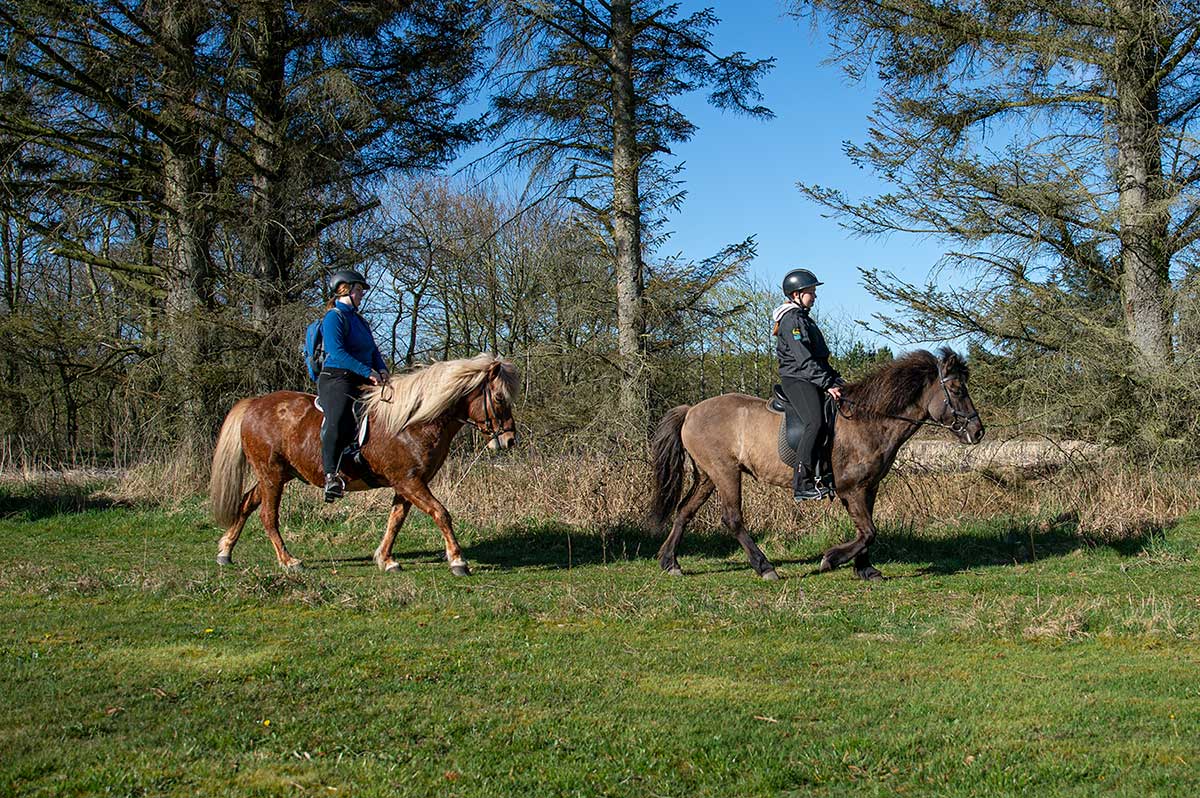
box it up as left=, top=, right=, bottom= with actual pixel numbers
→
left=313, top=396, right=382, bottom=487
left=767, top=384, right=837, bottom=490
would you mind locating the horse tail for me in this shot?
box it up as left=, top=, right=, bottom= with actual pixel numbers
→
left=209, top=399, right=251, bottom=527
left=649, top=404, right=692, bottom=529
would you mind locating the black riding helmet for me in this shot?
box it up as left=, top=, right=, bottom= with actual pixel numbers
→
left=782, top=268, right=822, bottom=296
left=329, top=268, right=369, bottom=292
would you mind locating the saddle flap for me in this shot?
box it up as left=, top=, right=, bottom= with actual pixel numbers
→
left=768, top=384, right=789, bottom=414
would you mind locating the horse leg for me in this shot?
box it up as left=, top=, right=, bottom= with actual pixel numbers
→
left=713, top=471, right=778, bottom=580
left=820, top=487, right=880, bottom=580
left=402, top=481, right=470, bottom=576
left=259, top=479, right=302, bottom=570
left=656, top=473, right=714, bottom=576
left=216, top=484, right=262, bottom=565
left=850, top=485, right=884, bottom=581
left=373, top=494, right=411, bottom=573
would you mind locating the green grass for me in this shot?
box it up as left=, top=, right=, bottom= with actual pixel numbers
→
left=2, top=480, right=1199, bottom=796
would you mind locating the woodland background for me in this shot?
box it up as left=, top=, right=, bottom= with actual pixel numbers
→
left=4, top=0, right=1200, bottom=477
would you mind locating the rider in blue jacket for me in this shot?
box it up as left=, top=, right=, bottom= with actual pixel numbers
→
left=318, top=269, right=389, bottom=502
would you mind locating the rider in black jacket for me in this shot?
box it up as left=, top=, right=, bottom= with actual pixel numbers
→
left=773, top=268, right=844, bottom=500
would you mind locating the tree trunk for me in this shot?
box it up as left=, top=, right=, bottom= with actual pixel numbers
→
left=1114, top=0, right=1172, bottom=373
left=160, top=0, right=213, bottom=456
left=406, top=292, right=423, bottom=366
left=249, top=1, right=289, bottom=330
left=610, top=0, right=647, bottom=435
left=0, top=204, right=29, bottom=435
left=247, top=1, right=292, bottom=390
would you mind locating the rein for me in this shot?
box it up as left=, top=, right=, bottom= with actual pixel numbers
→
left=835, top=366, right=979, bottom=434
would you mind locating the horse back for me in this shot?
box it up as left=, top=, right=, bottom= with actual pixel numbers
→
left=681, top=393, right=792, bottom=487
left=240, top=391, right=324, bottom=482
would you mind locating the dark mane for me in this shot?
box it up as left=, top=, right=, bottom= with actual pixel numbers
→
left=843, top=347, right=968, bottom=416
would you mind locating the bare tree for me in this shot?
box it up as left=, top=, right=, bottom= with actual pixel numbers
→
left=487, top=0, right=773, bottom=433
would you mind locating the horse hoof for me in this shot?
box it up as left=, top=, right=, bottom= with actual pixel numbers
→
left=216, top=554, right=232, bottom=566
left=383, top=562, right=402, bottom=574
left=663, top=566, right=683, bottom=577
left=450, top=564, right=471, bottom=577
left=284, top=560, right=304, bottom=572
left=856, top=567, right=885, bottom=582
left=818, top=556, right=834, bottom=573
left=761, top=569, right=781, bottom=581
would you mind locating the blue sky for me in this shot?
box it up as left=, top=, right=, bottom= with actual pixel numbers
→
left=660, top=0, right=949, bottom=345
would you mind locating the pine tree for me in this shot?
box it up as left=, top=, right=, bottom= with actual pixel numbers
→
left=791, top=0, right=1200, bottom=380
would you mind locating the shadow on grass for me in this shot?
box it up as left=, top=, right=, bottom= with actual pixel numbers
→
left=464, top=520, right=742, bottom=571
left=776, top=513, right=1165, bottom=576
left=461, top=513, right=1169, bottom=576
left=0, top=481, right=122, bottom=521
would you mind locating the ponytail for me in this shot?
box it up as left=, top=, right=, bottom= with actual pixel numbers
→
left=326, top=282, right=353, bottom=311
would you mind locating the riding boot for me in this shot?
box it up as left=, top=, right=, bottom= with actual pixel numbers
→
left=323, top=473, right=345, bottom=503
left=793, top=464, right=825, bottom=502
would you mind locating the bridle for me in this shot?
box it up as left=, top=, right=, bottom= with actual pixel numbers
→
left=937, top=367, right=981, bottom=435
left=458, top=377, right=508, bottom=448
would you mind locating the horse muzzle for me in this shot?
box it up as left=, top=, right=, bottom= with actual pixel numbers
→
left=487, top=431, right=517, bottom=451
left=959, top=420, right=985, bottom=445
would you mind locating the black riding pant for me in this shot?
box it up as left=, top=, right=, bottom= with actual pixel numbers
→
left=780, top=377, right=823, bottom=470
left=318, top=368, right=368, bottom=475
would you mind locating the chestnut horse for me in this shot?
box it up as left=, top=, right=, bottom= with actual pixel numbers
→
left=209, top=354, right=518, bottom=575
left=650, top=348, right=984, bottom=581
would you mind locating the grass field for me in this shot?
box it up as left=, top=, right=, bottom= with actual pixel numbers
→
left=2, top=477, right=1198, bottom=797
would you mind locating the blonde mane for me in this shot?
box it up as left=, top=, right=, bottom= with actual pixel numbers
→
left=361, top=353, right=519, bottom=436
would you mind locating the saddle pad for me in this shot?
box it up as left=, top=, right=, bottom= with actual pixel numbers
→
left=777, top=415, right=801, bottom=469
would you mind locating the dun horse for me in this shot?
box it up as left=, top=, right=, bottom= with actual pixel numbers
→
left=209, top=354, right=518, bottom=575
left=651, top=348, right=983, bottom=580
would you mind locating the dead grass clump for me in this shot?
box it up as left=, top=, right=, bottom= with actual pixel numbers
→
left=110, top=444, right=210, bottom=507
left=1022, top=599, right=1095, bottom=641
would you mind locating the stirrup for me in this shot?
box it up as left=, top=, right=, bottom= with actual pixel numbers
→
left=793, top=485, right=828, bottom=502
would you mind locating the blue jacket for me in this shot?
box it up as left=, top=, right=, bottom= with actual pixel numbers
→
left=322, top=301, right=386, bottom=378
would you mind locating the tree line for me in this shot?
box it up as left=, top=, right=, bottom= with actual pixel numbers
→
left=3, top=0, right=1199, bottom=467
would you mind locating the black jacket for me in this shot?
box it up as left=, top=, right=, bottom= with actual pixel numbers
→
left=775, top=306, right=842, bottom=389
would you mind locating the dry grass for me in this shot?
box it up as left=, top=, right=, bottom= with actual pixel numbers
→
left=90, top=433, right=1199, bottom=543
left=408, top=437, right=1196, bottom=541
